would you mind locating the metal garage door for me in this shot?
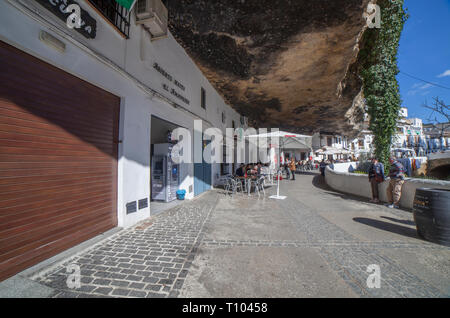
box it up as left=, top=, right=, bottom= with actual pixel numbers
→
left=0, top=41, right=120, bottom=281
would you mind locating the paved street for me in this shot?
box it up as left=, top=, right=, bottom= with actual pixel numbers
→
left=28, top=172, right=450, bottom=298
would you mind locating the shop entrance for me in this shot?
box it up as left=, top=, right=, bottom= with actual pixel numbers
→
left=150, top=116, right=185, bottom=205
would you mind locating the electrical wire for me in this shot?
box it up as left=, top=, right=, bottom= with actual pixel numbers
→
left=399, top=71, right=450, bottom=91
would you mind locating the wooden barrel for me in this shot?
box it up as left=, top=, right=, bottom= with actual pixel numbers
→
left=413, top=188, right=450, bottom=246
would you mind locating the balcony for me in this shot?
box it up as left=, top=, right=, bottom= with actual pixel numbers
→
left=88, top=0, right=130, bottom=38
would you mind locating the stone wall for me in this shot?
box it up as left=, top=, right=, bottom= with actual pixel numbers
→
left=325, top=163, right=450, bottom=210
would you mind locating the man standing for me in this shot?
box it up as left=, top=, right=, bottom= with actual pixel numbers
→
left=319, top=159, right=327, bottom=177
left=368, top=158, right=385, bottom=203
left=289, top=158, right=297, bottom=180
left=284, top=156, right=291, bottom=180
left=386, top=157, right=406, bottom=209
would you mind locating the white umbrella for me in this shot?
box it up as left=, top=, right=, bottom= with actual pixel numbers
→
left=247, top=131, right=312, bottom=200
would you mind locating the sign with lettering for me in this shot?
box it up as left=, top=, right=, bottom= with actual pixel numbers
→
left=153, top=62, right=190, bottom=105
left=35, top=0, right=97, bottom=39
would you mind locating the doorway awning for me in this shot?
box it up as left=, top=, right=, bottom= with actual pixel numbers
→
left=247, top=131, right=312, bottom=150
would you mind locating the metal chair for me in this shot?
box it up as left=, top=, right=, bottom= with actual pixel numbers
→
left=252, top=176, right=266, bottom=197
left=224, top=176, right=243, bottom=196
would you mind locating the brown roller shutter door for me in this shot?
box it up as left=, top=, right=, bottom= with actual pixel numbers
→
left=0, top=41, right=119, bottom=281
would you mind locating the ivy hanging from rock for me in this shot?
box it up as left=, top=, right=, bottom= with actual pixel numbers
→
left=359, top=0, right=408, bottom=170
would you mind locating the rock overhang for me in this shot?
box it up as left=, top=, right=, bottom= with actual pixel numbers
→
left=165, top=0, right=373, bottom=137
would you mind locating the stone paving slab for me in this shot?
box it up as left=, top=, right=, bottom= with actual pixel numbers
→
left=179, top=246, right=357, bottom=298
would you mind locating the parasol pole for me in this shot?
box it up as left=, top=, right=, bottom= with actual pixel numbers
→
left=270, top=133, right=287, bottom=200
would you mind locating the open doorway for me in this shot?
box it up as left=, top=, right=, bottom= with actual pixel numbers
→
left=150, top=115, right=190, bottom=214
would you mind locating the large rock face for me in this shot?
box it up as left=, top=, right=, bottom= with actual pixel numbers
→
left=166, top=0, right=372, bottom=136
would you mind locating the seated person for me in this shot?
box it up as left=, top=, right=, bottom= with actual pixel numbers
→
left=235, top=164, right=245, bottom=177
left=255, top=163, right=262, bottom=176
left=249, top=165, right=257, bottom=175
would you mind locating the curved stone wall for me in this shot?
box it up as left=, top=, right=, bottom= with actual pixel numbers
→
left=325, top=163, right=450, bottom=209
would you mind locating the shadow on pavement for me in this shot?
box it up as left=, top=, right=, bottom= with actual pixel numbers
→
left=353, top=217, right=419, bottom=239
left=311, top=175, right=332, bottom=191
left=295, top=171, right=320, bottom=176
left=380, top=216, right=416, bottom=226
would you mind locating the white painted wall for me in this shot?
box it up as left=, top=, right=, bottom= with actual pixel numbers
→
left=0, top=0, right=244, bottom=228
left=325, top=163, right=450, bottom=209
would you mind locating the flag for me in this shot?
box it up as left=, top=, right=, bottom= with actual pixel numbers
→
left=115, top=0, right=137, bottom=10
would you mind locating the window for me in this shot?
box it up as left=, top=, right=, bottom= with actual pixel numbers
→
left=201, top=87, right=206, bottom=109
left=222, top=112, right=226, bottom=124
left=232, top=120, right=235, bottom=129
left=327, top=137, right=332, bottom=147
left=88, top=0, right=130, bottom=38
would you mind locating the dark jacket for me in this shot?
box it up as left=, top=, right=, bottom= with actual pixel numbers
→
left=235, top=166, right=244, bottom=177
left=389, top=160, right=405, bottom=180
left=369, top=162, right=385, bottom=181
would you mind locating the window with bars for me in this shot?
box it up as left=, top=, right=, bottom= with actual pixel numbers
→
left=88, top=0, right=130, bottom=38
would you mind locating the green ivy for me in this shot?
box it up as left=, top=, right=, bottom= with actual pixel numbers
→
left=359, top=0, right=408, bottom=171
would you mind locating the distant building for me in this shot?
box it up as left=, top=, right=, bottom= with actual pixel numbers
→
left=312, top=132, right=352, bottom=161
left=423, top=122, right=450, bottom=152
left=393, top=116, right=427, bottom=156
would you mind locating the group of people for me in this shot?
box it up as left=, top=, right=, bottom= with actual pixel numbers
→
left=235, top=163, right=264, bottom=178
left=318, top=156, right=407, bottom=209
left=235, top=155, right=407, bottom=209
left=368, top=157, right=406, bottom=209
left=319, top=159, right=335, bottom=176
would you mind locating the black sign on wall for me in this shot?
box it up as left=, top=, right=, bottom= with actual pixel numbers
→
left=35, top=0, right=97, bottom=39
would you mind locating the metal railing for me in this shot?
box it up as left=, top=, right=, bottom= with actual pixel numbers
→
left=88, top=0, right=130, bottom=38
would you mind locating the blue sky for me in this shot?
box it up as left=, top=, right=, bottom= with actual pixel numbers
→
left=397, top=0, right=450, bottom=123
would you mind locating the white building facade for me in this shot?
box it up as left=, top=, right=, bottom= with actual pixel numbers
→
left=0, top=0, right=247, bottom=280
left=312, top=132, right=353, bottom=161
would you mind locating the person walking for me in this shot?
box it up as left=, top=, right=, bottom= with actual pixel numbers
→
left=319, top=159, right=327, bottom=177
left=289, top=158, right=296, bottom=180
left=368, top=157, right=385, bottom=203
left=386, top=157, right=406, bottom=209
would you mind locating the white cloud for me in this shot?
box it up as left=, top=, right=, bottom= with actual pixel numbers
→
left=407, top=83, right=433, bottom=96
left=419, top=83, right=433, bottom=90
left=437, top=70, right=450, bottom=78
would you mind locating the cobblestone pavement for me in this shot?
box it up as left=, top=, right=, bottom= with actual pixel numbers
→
left=31, top=173, right=450, bottom=298
left=33, top=191, right=218, bottom=298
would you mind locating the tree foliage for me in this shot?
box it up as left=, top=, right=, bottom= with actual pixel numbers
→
left=359, top=0, right=408, bottom=170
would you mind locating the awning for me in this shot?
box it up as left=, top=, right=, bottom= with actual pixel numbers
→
left=115, top=0, right=137, bottom=10
left=247, top=130, right=312, bottom=150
